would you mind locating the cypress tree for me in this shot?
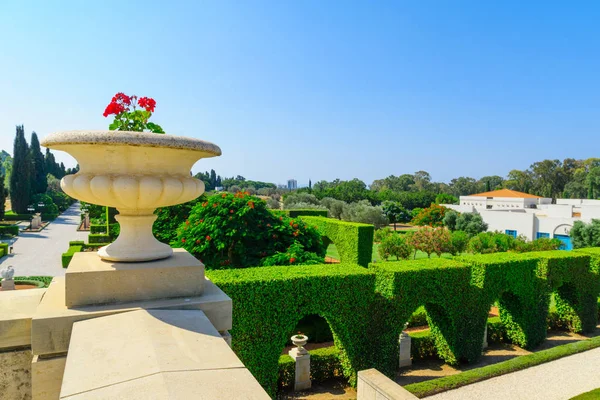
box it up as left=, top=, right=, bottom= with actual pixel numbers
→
left=10, top=125, right=31, bottom=213
left=30, top=132, right=47, bottom=194
left=588, top=181, right=595, bottom=199
left=0, top=174, right=5, bottom=220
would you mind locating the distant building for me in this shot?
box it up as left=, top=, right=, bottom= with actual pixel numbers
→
left=287, top=179, right=297, bottom=190
left=442, top=189, right=600, bottom=250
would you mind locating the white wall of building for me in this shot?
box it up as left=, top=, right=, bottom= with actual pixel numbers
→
left=478, top=210, right=536, bottom=240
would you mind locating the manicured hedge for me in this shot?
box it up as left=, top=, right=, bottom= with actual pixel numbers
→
left=90, top=223, right=120, bottom=238
left=88, top=233, right=112, bottom=244
left=43, top=213, right=59, bottom=221
left=2, top=213, right=32, bottom=221
left=62, top=245, right=83, bottom=268
left=0, top=225, right=19, bottom=236
left=207, top=264, right=376, bottom=396
left=300, top=216, right=373, bottom=267
left=279, top=346, right=342, bottom=388
left=69, top=241, right=85, bottom=246
left=0, top=243, right=8, bottom=257
left=286, top=209, right=329, bottom=218
left=13, top=276, right=53, bottom=288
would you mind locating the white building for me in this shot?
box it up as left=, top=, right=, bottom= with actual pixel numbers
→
left=443, top=189, right=600, bottom=249
left=287, top=179, right=297, bottom=190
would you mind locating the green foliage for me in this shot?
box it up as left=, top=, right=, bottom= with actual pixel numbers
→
left=454, top=212, right=488, bottom=236
left=13, top=276, right=53, bottom=288
left=2, top=213, right=32, bottom=221
left=374, top=227, right=393, bottom=243
left=178, top=192, right=324, bottom=268
left=467, top=231, right=516, bottom=254
left=0, top=225, right=19, bottom=236
left=62, top=245, right=83, bottom=268
left=88, top=234, right=112, bottom=244
left=410, top=330, right=438, bottom=360
left=443, top=210, right=459, bottom=231
left=571, top=388, right=600, bottom=400
left=153, top=197, right=206, bottom=244
left=435, top=193, right=458, bottom=205
left=279, top=346, right=342, bottom=389
left=341, top=200, right=388, bottom=229
left=570, top=219, right=600, bottom=248
left=382, top=201, right=410, bottom=226
left=404, top=335, right=600, bottom=398
left=208, top=264, right=376, bottom=395
left=90, top=223, right=120, bottom=239
left=513, top=237, right=563, bottom=253
left=0, top=174, right=5, bottom=221
left=10, top=125, right=31, bottom=213
left=29, top=132, right=47, bottom=194
left=411, top=204, right=447, bottom=227
left=31, top=193, right=59, bottom=215
left=378, top=233, right=411, bottom=261
left=0, top=243, right=8, bottom=257
left=449, top=230, right=469, bottom=255
left=259, top=242, right=325, bottom=266
left=301, top=216, right=374, bottom=267
left=285, top=209, right=328, bottom=218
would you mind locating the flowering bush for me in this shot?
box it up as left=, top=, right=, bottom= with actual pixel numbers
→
left=410, top=204, right=448, bottom=227
left=103, top=92, right=164, bottom=133
left=177, top=192, right=326, bottom=268
left=407, top=226, right=452, bottom=258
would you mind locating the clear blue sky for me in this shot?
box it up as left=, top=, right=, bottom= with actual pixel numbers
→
left=1, top=1, right=599, bottom=187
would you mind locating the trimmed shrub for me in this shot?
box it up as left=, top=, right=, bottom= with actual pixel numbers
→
left=61, top=245, right=83, bottom=268
left=279, top=346, right=342, bottom=389
left=88, top=234, right=111, bottom=244
left=68, top=241, right=85, bottom=246
left=0, top=243, right=8, bottom=257
left=285, top=209, right=328, bottom=218
left=207, top=264, right=376, bottom=395
left=0, top=225, right=19, bottom=236
left=2, top=213, right=32, bottom=221
left=13, top=276, right=53, bottom=288
left=410, top=330, right=437, bottom=360
left=300, top=216, right=374, bottom=267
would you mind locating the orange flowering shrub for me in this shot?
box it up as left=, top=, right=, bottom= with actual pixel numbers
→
left=177, top=192, right=325, bottom=268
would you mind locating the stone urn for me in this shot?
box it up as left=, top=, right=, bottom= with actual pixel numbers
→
left=41, top=131, right=221, bottom=262
left=291, top=334, right=308, bottom=355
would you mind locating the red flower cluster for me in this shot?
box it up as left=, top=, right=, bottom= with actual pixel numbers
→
left=289, top=257, right=296, bottom=263
left=102, top=92, right=130, bottom=117
left=138, top=97, right=156, bottom=113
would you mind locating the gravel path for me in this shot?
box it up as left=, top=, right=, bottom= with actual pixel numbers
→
left=0, top=203, right=88, bottom=277
left=426, top=347, right=600, bottom=400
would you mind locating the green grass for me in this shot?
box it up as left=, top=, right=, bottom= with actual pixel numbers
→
left=404, top=335, right=600, bottom=398
left=571, top=388, right=600, bottom=400
left=325, top=243, right=453, bottom=262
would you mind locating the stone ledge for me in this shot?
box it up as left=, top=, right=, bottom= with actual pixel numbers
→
left=65, top=248, right=204, bottom=307
left=60, top=309, right=269, bottom=399
left=32, top=354, right=67, bottom=400
left=0, top=288, right=46, bottom=349
left=357, top=369, right=418, bottom=400
left=32, top=277, right=231, bottom=356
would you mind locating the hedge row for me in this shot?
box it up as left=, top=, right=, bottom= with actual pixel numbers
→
left=88, top=233, right=112, bottom=244
left=13, top=276, right=53, bottom=288
left=62, top=245, right=83, bottom=268
left=278, top=346, right=342, bottom=388
left=207, top=264, right=376, bottom=396
left=285, top=209, right=329, bottom=218
left=210, top=249, right=600, bottom=394
left=2, top=213, right=32, bottom=221
left=300, top=216, right=374, bottom=267
left=0, top=225, right=19, bottom=236
left=0, top=243, right=8, bottom=257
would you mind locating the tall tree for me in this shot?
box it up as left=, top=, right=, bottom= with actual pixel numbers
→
left=10, top=125, right=31, bottom=213
left=0, top=174, right=5, bottom=220
left=30, top=132, right=47, bottom=194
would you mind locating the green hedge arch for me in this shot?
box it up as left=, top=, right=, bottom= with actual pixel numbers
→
left=207, top=263, right=376, bottom=396
left=300, top=216, right=374, bottom=267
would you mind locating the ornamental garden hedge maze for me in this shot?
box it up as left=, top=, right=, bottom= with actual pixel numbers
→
left=209, top=248, right=600, bottom=395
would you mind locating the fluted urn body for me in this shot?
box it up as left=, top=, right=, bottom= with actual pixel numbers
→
left=42, top=131, right=221, bottom=262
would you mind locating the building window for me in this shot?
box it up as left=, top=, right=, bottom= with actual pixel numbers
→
left=536, top=232, right=550, bottom=239
left=487, top=205, right=492, bottom=209
left=505, top=230, right=517, bottom=238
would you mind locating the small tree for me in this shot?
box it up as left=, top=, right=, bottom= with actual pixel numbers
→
left=378, top=234, right=412, bottom=261
left=455, top=212, right=488, bottom=236
left=382, top=201, right=410, bottom=230
left=443, top=210, right=459, bottom=231
left=411, top=204, right=447, bottom=227
left=570, top=220, right=600, bottom=248
left=30, top=132, right=47, bottom=194
left=449, top=230, right=469, bottom=255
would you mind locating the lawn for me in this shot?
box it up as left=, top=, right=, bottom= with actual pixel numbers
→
left=326, top=243, right=453, bottom=262
left=571, top=388, right=600, bottom=400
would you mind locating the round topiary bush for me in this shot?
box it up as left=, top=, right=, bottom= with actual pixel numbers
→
left=177, top=192, right=326, bottom=268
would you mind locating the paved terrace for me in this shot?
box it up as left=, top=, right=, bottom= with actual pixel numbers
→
left=0, top=203, right=87, bottom=277
left=427, top=347, right=600, bottom=400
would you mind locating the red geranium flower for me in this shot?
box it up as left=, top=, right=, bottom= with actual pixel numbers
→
left=181, top=238, right=186, bottom=243
left=206, top=235, right=211, bottom=241
left=289, top=257, right=296, bottom=263
left=138, top=97, right=156, bottom=112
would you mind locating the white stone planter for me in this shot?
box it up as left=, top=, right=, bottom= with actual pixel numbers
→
left=291, top=334, right=308, bottom=355
left=42, top=131, right=221, bottom=262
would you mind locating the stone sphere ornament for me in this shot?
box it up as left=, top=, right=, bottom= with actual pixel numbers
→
left=42, top=131, right=221, bottom=262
